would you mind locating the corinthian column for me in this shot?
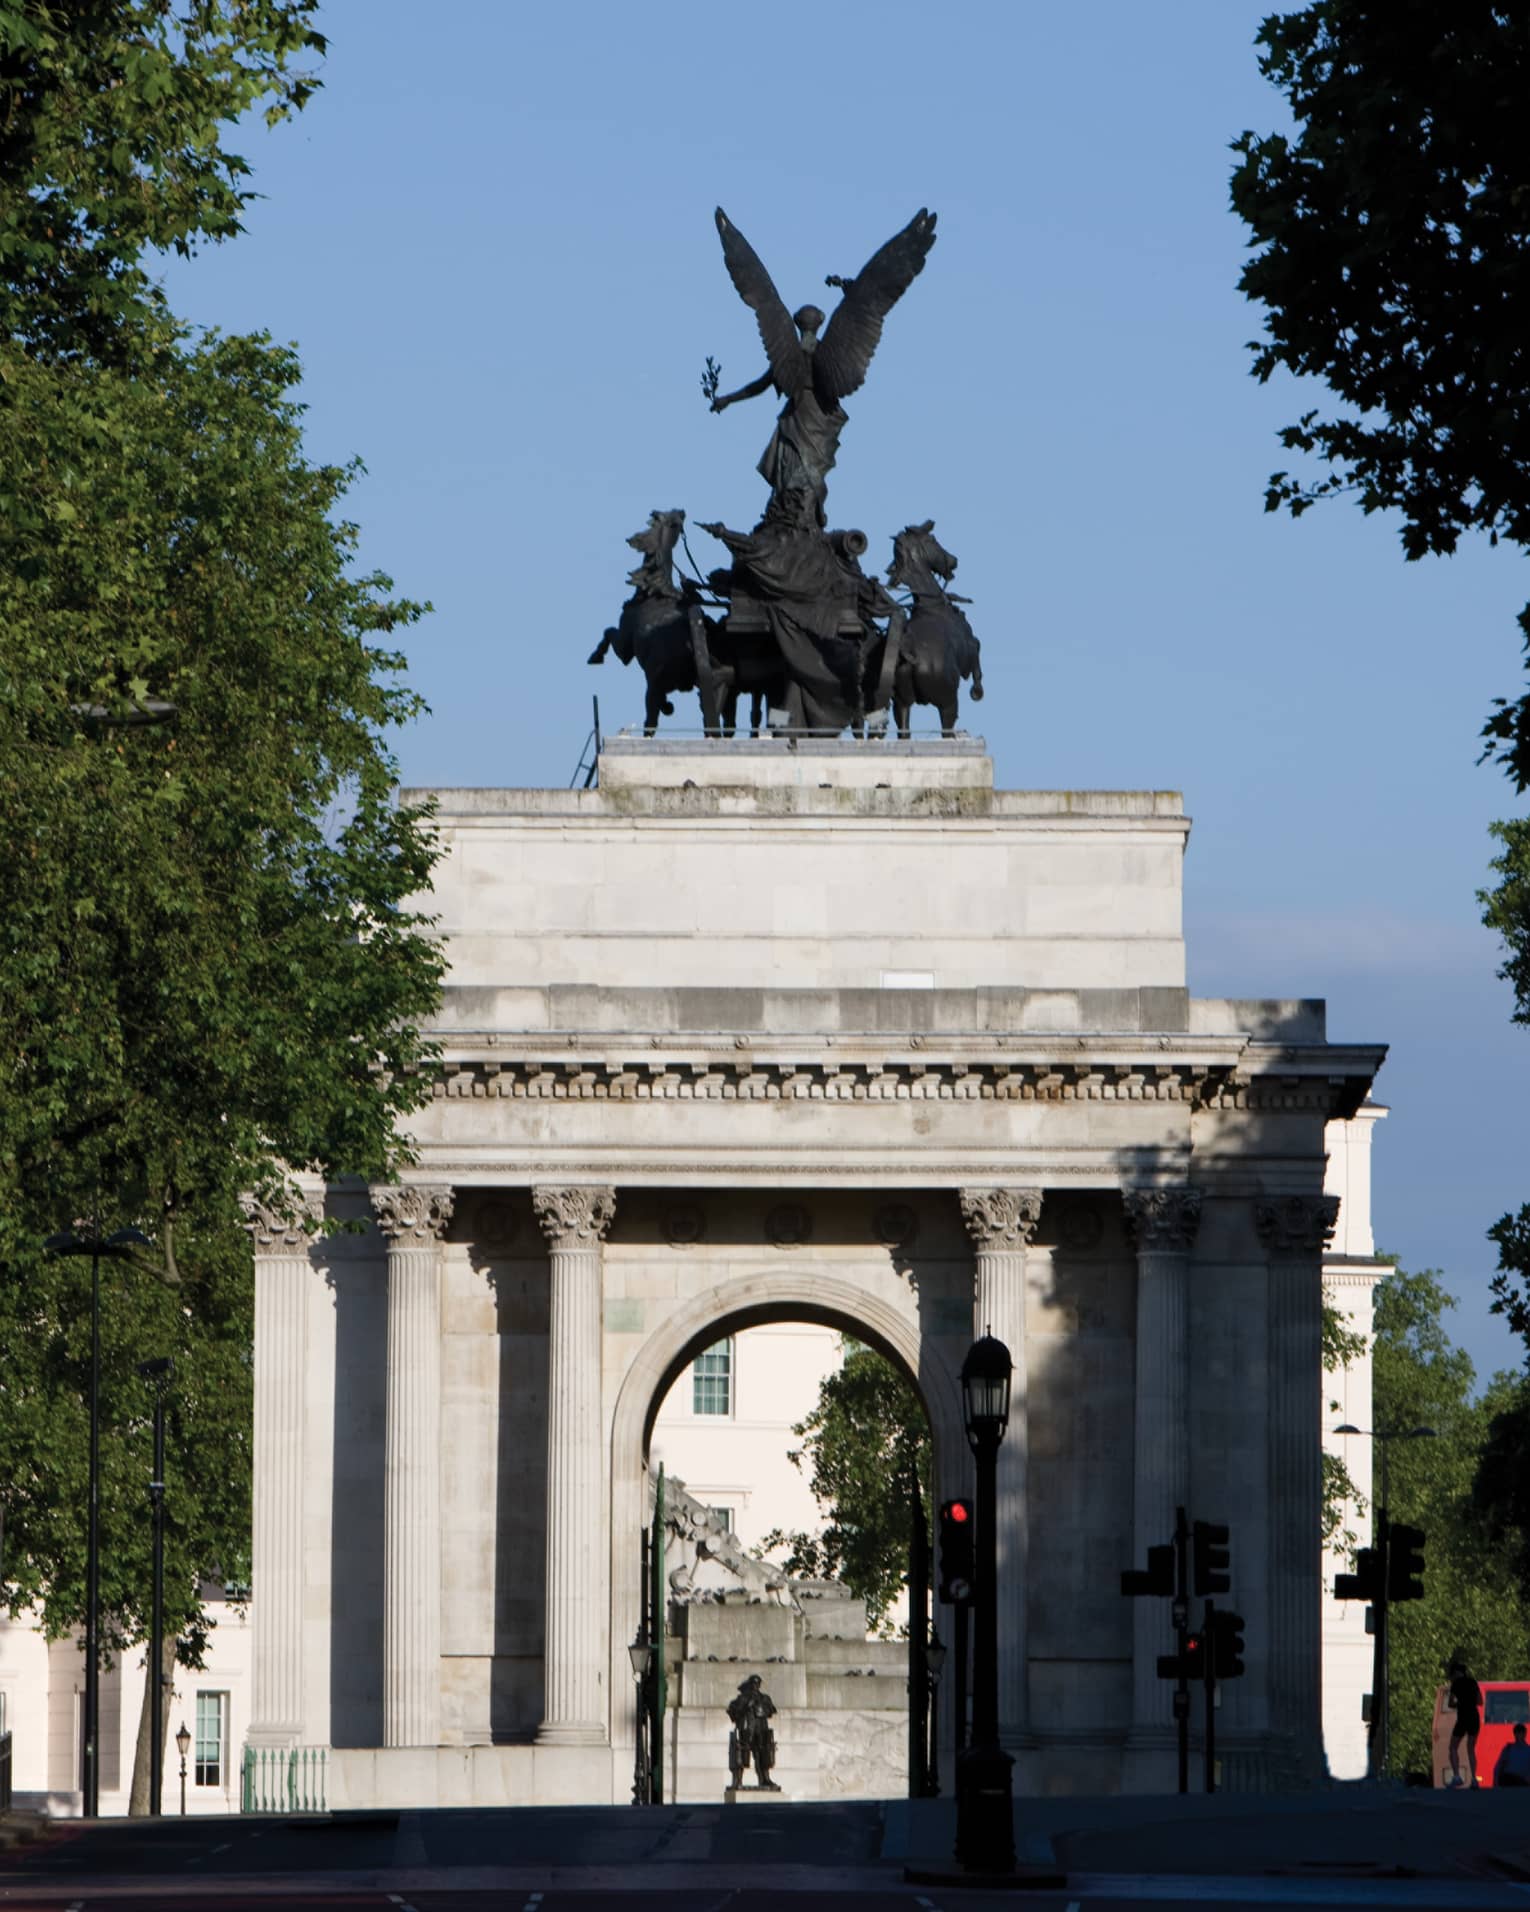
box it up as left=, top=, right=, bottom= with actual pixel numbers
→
left=372, top=1183, right=455, bottom=1748
left=1256, top=1192, right=1339, bottom=1779
left=533, top=1185, right=617, bottom=1745
left=241, top=1192, right=322, bottom=1747
left=959, top=1186, right=1043, bottom=1750
left=1123, top=1186, right=1202, bottom=1748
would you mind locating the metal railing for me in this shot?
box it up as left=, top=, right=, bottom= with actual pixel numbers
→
left=240, top=1743, right=327, bottom=1813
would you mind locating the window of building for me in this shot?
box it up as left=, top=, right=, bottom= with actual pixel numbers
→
left=195, top=1690, right=228, bottom=1788
left=706, top=1506, right=733, bottom=1532
left=692, top=1338, right=733, bottom=1416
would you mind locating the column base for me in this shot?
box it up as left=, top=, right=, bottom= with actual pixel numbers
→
left=244, top=1725, right=302, bottom=1749
left=536, top=1722, right=608, bottom=1747
left=1120, top=1726, right=1182, bottom=1795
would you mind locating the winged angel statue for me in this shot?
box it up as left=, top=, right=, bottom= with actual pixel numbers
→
left=710, top=206, right=937, bottom=529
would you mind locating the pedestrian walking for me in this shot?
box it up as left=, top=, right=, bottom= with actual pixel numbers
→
left=1447, top=1659, right=1484, bottom=1789
left=1493, top=1722, right=1530, bottom=1790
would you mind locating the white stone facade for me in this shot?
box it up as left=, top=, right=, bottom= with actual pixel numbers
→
left=1320, top=1104, right=1389, bottom=1780
left=244, top=738, right=1385, bottom=1804
left=0, top=1592, right=253, bottom=1816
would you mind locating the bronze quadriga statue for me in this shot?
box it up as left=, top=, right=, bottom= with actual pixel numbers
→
left=590, top=207, right=988, bottom=739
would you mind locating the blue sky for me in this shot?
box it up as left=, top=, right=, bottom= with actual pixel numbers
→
left=163, top=0, right=1529, bottom=1383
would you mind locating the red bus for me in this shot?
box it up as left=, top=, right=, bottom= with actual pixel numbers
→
left=1432, top=1681, right=1530, bottom=1787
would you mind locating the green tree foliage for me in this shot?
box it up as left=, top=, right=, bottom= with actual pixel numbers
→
left=0, top=329, right=445, bottom=1652
left=1322, top=1296, right=1367, bottom=1550
left=1480, top=820, right=1530, bottom=1378
left=0, top=1, right=443, bottom=1787
left=1234, top=0, right=1530, bottom=1547
left=1371, top=1269, right=1530, bottom=1776
left=762, top=1341, right=931, bottom=1632
left=1231, top=2, right=1530, bottom=783
left=0, top=0, right=324, bottom=363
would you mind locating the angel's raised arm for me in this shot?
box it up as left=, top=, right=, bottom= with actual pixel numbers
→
left=715, top=208, right=809, bottom=395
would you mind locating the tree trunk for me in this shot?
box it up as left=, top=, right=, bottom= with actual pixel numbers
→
left=127, top=1637, right=176, bottom=1816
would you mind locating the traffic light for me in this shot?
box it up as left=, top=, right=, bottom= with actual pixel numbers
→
left=937, top=1498, right=975, bottom=1605
left=1121, top=1542, right=1175, bottom=1598
left=1192, top=1521, right=1231, bottom=1596
left=1157, top=1632, right=1205, bottom=1682
left=1334, top=1547, right=1383, bottom=1603
left=1387, top=1524, right=1426, bottom=1603
left=1208, top=1608, right=1246, bottom=1680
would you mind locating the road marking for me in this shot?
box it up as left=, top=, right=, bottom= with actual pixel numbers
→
left=388, top=1897, right=420, bottom=1912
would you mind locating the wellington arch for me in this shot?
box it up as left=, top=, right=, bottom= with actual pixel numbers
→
left=240, top=735, right=1384, bottom=1804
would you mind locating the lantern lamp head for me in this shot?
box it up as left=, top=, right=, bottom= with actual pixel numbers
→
left=960, top=1333, right=1012, bottom=1450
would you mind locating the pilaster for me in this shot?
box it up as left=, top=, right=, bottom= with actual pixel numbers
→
left=1257, top=1192, right=1340, bottom=1782
left=1123, top=1185, right=1202, bottom=1765
left=533, top=1184, right=617, bottom=1745
left=372, top=1182, right=455, bottom=1749
left=959, top=1186, right=1043, bottom=1751
left=241, top=1191, right=323, bottom=1747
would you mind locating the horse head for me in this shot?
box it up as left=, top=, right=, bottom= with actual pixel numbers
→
left=625, top=508, right=686, bottom=598
left=887, top=519, right=958, bottom=598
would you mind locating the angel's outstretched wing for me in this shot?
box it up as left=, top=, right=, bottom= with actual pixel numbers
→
left=715, top=208, right=809, bottom=396
left=815, top=209, right=938, bottom=403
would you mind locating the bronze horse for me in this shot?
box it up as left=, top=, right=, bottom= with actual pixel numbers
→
left=885, top=520, right=983, bottom=738
left=588, top=510, right=717, bottom=735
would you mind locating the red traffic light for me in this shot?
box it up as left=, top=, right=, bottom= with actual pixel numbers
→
left=949, top=1502, right=969, bottom=1523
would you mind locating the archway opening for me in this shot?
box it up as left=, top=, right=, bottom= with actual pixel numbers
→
left=614, top=1289, right=959, bottom=1805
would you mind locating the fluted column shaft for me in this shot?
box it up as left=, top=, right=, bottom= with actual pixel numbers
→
left=242, top=1195, right=321, bottom=1745
left=959, top=1186, right=1042, bottom=1751
left=1124, top=1187, right=1202, bottom=1739
left=534, top=1185, right=617, bottom=1745
left=1257, top=1193, right=1339, bottom=1775
left=373, top=1184, right=455, bottom=1749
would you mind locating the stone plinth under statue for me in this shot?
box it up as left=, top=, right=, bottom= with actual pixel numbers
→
left=241, top=736, right=1384, bottom=1807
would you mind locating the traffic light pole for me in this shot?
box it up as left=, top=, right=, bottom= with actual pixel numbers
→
left=1203, top=1598, right=1216, bottom=1795
left=908, top=1469, right=929, bottom=1798
left=1368, top=1507, right=1390, bottom=1780
left=954, top=1603, right=969, bottom=1754
left=1173, top=1506, right=1190, bottom=1796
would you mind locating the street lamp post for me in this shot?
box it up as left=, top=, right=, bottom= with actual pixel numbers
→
left=137, top=1358, right=174, bottom=1815
left=45, top=1224, right=151, bottom=1817
left=175, top=1719, right=191, bottom=1816
left=1333, top=1421, right=1437, bottom=1778
left=926, top=1630, right=948, bottom=1797
left=955, top=1333, right=1015, bottom=1875
left=629, top=1633, right=654, bottom=1804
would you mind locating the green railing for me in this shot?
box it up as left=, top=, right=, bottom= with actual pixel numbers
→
left=240, top=1743, right=328, bottom=1813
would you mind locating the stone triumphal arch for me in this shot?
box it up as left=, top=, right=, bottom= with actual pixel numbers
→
left=241, top=737, right=1383, bottom=1804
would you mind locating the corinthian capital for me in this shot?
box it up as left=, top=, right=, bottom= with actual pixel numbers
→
left=370, top=1183, right=455, bottom=1245
left=533, top=1184, right=617, bottom=1247
left=1124, top=1186, right=1203, bottom=1252
left=240, top=1192, right=323, bottom=1252
left=1254, top=1193, right=1340, bottom=1256
left=958, top=1187, right=1043, bottom=1253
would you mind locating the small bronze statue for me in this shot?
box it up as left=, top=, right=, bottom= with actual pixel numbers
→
left=726, top=1673, right=780, bottom=1791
